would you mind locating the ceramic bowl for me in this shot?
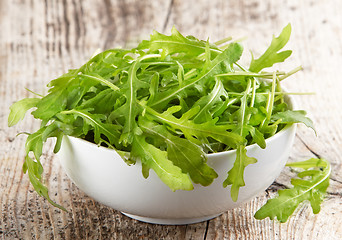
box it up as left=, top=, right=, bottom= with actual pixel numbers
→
left=57, top=98, right=296, bottom=225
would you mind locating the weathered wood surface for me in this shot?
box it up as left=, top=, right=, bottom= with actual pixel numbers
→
left=1, top=0, right=341, bottom=239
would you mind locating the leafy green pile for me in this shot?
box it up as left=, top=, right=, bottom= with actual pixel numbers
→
left=9, top=24, right=329, bottom=222
left=255, top=158, right=331, bottom=222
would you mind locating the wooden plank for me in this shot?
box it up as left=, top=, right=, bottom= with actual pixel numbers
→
left=0, top=0, right=341, bottom=239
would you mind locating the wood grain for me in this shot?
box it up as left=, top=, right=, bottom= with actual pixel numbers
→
left=1, top=0, right=341, bottom=239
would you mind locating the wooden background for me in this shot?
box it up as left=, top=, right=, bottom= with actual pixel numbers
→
left=1, top=0, right=341, bottom=239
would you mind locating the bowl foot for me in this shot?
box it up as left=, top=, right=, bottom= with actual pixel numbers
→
left=121, top=212, right=222, bottom=225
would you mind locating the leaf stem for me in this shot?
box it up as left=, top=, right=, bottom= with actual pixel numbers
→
left=239, top=79, right=252, bottom=135
left=278, top=66, right=303, bottom=81
left=267, top=72, right=277, bottom=121
left=216, top=71, right=286, bottom=78
left=82, top=74, right=120, bottom=91
left=25, top=88, right=44, bottom=97
left=214, top=37, right=233, bottom=46
left=227, top=92, right=315, bottom=96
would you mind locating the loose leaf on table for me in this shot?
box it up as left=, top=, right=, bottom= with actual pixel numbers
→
left=139, top=118, right=218, bottom=186
left=249, top=24, right=292, bottom=73
left=286, top=158, right=328, bottom=169
left=131, top=134, right=193, bottom=191
left=254, top=158, right=331, bottom=223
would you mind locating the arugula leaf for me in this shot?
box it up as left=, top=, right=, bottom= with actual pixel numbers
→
left=25, top=156, right=66, bottom=211
left=60, top=109, right=121, bottom=146
left=223, top=145, right=257, bottom=201
left=79, top=88, right=119, bottom=114
left=147, top=72, right=160, bottom=104
left=138, top=118, right=218, bottom=186
left=192, top=78, right=229, bottom=123
left=25, top=123, right=60, bottom=160
left=32, top=87, right=68, bottom=120
left=271, top=110, right=315, bottom=131
left=80, top=73, right=120, bottom=91
left=23, top=123, right=66, bottom=210
left=8, top=98, right=40, bottom=127
left=244, top=125, right=266, bottom=149
left=115, top=54, right=160, bottom=145
left=131, top=134, right=194, bottom=191
left=138, top=26, right=221, bottom=58
left=148, top=43, right=243, bottom=109
left=286, top=158, right=328, bottom=169
left=254, top=158, right=330, bottom=223
left=145, top=105, right=244, bottom=149
left=249, top=24, right=292, bottom=73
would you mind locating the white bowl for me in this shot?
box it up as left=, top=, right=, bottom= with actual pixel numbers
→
left=57, top=100, right=296, bottom=225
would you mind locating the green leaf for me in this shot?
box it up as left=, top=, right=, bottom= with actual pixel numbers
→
left=147, top=72, right=160, bottom=104
left=286, top=158, right=328, bottom=169
left=32, top=88, right=68, bottom=120
left=236, top=78, right=252, bottom=136
left=25, top=127, right=48, bottom=161
left=254, top=158, right=330, bottom=223
left=249, top=24, right=292, bottom=73
left=149, top=43, right=243, bottom=109
left=244, top=125, right=266, bottom=149
left=223, top=145, right=257, bottom=201
left=131, top=135, right=193, bottom=191
left=25, top=155, right=66, bottom=211
left=79, top=88, right=118, bottom=114
left=166, top=136, right=218, bottom=186
left=80, top=73, right=120, bottom=91
left=271, top=110, right=315, bottom=131
left=8, top=98, right=40, bottom=127
left=192, top=78, right=229, bottom=123
left=115, top=54, right=160, bottom=145
left=25, top=123, right=61, bottom=161
left=145, top=105, right=244, bottom=149
left=22, top=123, right=67, bottom=211
left=138, top=26, right=221, bottom=58
left=60, top=109, right=121, bottom=146
left=53, top=130, right=64, bottom=153
left=139, top=118, right=218, bottom=186
left=47, top=69, right=78, bottom=90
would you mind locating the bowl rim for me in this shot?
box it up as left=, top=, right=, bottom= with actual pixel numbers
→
left=65, top=122, right=295, bottom=156
left=64, top=92, right=297, bottom=157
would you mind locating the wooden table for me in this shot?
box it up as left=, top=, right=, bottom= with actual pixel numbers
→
left=1, top=1, right=341, bottom=239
